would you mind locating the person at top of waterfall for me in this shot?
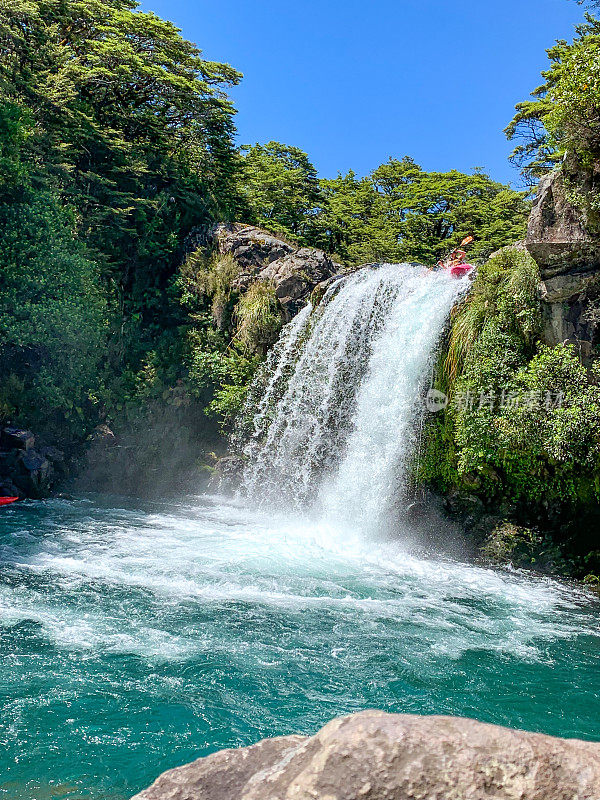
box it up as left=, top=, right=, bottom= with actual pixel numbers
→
left=433, top=248, right=465, bottom=271
left=449, top=247, right=467, bottom=267
left=432, top=236, right=474, bottom=271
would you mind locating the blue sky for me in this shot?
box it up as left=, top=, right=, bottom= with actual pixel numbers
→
left=141, top=0, right=586, bottom=185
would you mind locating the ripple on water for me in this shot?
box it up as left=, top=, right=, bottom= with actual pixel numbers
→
left=0, top=495, right=599, bottom=800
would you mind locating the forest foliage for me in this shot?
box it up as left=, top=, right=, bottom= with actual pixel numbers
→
left=1, top=0, right=599, bottom=547
left=0, top=0, right=529, bottom=450
left=240, top=147, right=528, bottom=266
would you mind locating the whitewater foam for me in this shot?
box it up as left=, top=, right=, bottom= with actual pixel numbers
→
left=0, top=497, right=595, bottom=664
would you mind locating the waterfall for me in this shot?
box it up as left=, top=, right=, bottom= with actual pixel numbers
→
left=237, top=263, right=466, bottom=529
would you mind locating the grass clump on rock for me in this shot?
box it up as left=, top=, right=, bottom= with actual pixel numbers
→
left=234, top=282, right=283, bottom=355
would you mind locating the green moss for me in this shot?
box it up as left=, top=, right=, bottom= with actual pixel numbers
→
left=480, top=522, right=570, bottom=573
left=481, top=523, right=543, bottom=565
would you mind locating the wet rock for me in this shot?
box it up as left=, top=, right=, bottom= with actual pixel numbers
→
left=403, top=499, right=434, bottom=524
left=38, top=445, right=65, bottom=464
left=133, top=710, right=600, bottom=800
left=14, top=449, right=53, bottom=498
left=526, top=170, right=600, bottom=275
left=0, top=478, right=23, bottom=499
left=1, top=427, right=35, bottom=451
left=0, top=448, right=19, bottom=477
left=92, top=424, right=117, bottom=444
left=480, top=522, right=546, bottom=568
left=208, top=455, right=244, bottom=492
left=0, top=428, right=65, bottom=498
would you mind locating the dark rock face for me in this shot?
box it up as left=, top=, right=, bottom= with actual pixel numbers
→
left=212, top=223, right=340, bottom=320
left=132, top=710, right=600, bottom=800
left=526, top=170, right=600, bottom=354
left=1, top=427, right=35, bottom=451
left=0, top=427, right=65, bottom=498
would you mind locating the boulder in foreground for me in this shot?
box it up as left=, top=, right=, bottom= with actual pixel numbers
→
left=132, top=710, right=600, bottom=799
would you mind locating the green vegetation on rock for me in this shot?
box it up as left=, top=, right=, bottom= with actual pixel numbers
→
left=418, top=247, right=600, bottom=576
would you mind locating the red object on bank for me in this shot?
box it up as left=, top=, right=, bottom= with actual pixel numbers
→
left=0, top=496, right=19, bottom=506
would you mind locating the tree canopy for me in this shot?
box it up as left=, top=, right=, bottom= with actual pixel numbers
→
left=0, top=0, right=243, bottom=311
left=239, top=141, right=322, bottom=241
left=506, top=14, right=600, bottom=182
left=240, top=150, right=528, bottom=266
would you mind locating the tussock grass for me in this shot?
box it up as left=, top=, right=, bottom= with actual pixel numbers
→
left=180, top=251, right=240, bottom=328
left=441, top=247, right=540, bottom=394
left=234, top=281, right=282, bottom=354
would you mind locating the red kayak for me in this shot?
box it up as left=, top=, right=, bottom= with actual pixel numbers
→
left=0, top=496, right=19, bottom=506
left=449, top=263, right=474, bottom=279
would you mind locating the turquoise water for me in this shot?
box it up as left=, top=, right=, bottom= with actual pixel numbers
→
left=1, top=495, right=599, bottom=800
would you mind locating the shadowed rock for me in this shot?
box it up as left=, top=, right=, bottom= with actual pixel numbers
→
left=132, top=710, right=600, bottom=800
left=0, top=426, right=66, bottom=498
left=526, top=169, right=600, bottom=354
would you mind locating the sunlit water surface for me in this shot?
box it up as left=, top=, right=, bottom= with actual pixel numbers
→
left=0, top=495, right=599, bottom=799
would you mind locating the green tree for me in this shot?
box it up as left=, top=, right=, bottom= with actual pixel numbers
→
left=370, top=158, right=528, bottom=264
left=0, top=0, right=243, bottom=315
left=506, top=14, right=600, bottom=181
left=239, top=141, right=322, bottom=241
left=0, top=193, right=109, bottom=435
left=315, top=170, right=395, bottom=264
left=301, top=158, right=528, bottom=268
left=310, top=158, right=527, bottom=267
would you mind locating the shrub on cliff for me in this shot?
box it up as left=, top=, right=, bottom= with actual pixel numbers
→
left=419, top=247, right=600, bottom=564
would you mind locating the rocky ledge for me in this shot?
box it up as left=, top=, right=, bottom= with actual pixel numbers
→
left=132, top=710, right=600, bottom=800
left=526, top=168, right=600, bottom=357
left=211, top=223, right=342, bottom=319
left=0, top=426, right=66, bottom=498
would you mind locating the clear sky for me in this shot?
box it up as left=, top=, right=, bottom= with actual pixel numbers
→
left=141, top=0, right=587, bottom=186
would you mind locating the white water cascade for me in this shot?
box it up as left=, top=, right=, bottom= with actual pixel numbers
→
left=238, top=264, right=467, bottom=529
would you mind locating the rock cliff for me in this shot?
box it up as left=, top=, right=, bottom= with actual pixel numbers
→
left=132, top=710, right=600, bottom=800
left=211, top=223, right=341, bottom=320
left=526, top=169, right=600, bottom=358
left=0, top=426, right=66, bottom=499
